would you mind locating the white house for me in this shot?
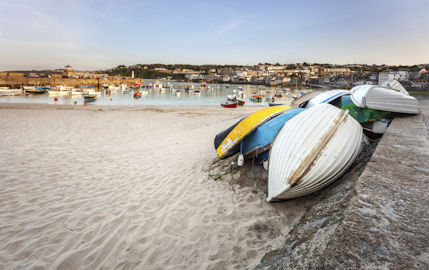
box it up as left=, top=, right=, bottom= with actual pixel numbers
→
left=235, top=70, right=248, bottom=77
left=222, top=75, right=231, bottom=82
left=378, top=71, right=409, bottom=83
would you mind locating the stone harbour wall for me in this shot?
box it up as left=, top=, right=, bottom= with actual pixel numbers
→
left=256, top=114, right=429, bottom=269
left=0, top=76, right=144, bottom=88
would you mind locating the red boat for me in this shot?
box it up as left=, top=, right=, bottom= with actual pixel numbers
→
left=221, top=101, right=237, bottom=108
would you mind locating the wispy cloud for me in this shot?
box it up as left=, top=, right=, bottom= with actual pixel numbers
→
left=206, top=19, right=245, bottom=40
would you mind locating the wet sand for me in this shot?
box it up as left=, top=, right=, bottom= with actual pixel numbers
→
left=0, top=104, right=309, bottom=270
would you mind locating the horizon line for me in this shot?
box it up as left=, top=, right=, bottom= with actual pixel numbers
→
left=2, top=62, right=429, bottom=72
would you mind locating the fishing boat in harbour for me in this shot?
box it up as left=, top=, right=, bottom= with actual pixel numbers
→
left=227, top=94, right=236, bottom=101
left=133, top=91, right=142, bottom=98
left=267, top=104, right=363, bottom=201
left=258, top=90, right=267, bottom=97
left=108, top=85, right=120, bottom=91
left=119, top=83, right=128, bottom=92
left=48, top=85, right=74, bottom=96
left=83, top=93, right=97, bottom=102
left=153, top=81, right=163, bottom=88
left=184, top=84, right=194, bottom=91
left=48, top=90, right=70, bottom=96
left=172, top=87, right=181, bottom=94
left=24, top=86, right=47, bottom=94
left=221, top=101, right=237, bottom=108
left=237, top=98, right=245, bottom=105
left=0, top=87, right=23, bottom=96
left=70, top=88, right=84, bottom=96
left=250, top=94, right=262, bottom=103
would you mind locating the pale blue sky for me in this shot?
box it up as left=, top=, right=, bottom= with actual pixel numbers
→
left=0, top=0, right=428, bottom=70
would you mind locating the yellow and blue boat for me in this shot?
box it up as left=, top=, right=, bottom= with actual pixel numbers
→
left=215, top=105, right=291, bottom=158
left=241, top=108, right=305, bottom=164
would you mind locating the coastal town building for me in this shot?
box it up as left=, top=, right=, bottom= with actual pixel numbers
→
left=379, top=71, right=409, bottom=83
left=1, top=63, right=428, bottom=90
left=409, top=67, right=428, bottom=79
left=64, top=65, right=74, bottom=77
left=322, top=67, right=352, bottom=77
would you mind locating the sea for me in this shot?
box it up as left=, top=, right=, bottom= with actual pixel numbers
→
left=0, top=82, right=306, bottom=106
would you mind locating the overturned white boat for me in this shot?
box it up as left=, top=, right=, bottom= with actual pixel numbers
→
left=305, top=89, right=350, bottom=108
left=267, top=104, right=363, bottom=201
left=379, top=79, right=409, bottom=95
left=350, top=85, right=418, bottom=114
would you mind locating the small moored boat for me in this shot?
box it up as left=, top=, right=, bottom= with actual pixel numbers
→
left=227, top=94, right=236, bottom=101
left=258, top=90, right=267, bottom=97
left=153, top=81, right=163, bottom=88
left=24, top=86, right=47, bottom=94
left=0, top=88, right=23, bottom=96
left=133, top=91, right=142, bottom=98
left=268, top=102, right=286, bottom=107
left=221, top=101, right=237, bottom=108
left=250, top=95, right=262, bottom=102
left=83, top=94, right=97, bottom=102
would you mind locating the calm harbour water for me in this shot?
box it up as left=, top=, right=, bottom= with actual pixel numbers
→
left=0, top=82, right=305, bottom=106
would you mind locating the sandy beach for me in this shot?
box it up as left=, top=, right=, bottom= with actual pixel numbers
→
left=0, top=104, right=310, bottom=270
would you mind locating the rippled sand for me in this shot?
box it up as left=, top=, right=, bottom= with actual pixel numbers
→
left=0, top=104, right=308, bottom=270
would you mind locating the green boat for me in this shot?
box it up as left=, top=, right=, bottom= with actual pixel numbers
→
left=338, top=95, right=394, bottom=123
left=250, top=96, right=262, bottom=102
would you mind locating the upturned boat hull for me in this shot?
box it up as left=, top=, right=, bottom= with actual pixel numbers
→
left=242, top=108, right=305, bottom=163
left=268, top=104, right=362, bottom=201
left=305, top=89, right=350, bottom=108
left=215, top=105, right=291, bottom=158
left=350, top=85, right=418, bottom=114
